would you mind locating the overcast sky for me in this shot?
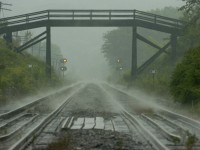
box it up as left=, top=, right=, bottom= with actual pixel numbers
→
left=3, top=0, right=184, bottom=15
left=1, top=0, right=185, bottom=80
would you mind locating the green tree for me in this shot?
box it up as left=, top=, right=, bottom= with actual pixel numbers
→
left=170, top=46, right=200, bottom=104
left=180, top=0, right=200, bottom=23
left=102, top=27, right=168, bottom=72
left=178, top=0, right=200, bottom=49
left=150, top=6, right=182, bottom=19
left=102, top=7, right=182, bottom=72
left=102, top=28, right=132, bottom=71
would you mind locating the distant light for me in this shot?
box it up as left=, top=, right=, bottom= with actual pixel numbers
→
left=60, top=66, right=67, bottom=71
left=28, top=64, right=32, bottom=68
left=60, top=58, right=68, bottom=64
left=151, top=70, right=156, bottom=74
left=63, top=58, right=67, bottom=63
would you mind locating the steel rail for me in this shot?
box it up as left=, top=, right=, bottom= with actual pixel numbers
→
left=159, top=109, right=200, bottom=129
left=0, top=114, right=39, bottom=142
left=102, top=83, right=200, bottom=149
left=158, top=109, right=200, bottom=138
left=141, top=114, right=181, bottom=142
left=0, top=85, right=76, bottom=120
left=0, top=113, right=36, bottom=131
left=8, top=88, right=80, bottom=150
left=155, top=114, right=187, bottom=132
left=104, top=83, right=200, bottom=131
left=0, top=83, right=82, bottom=150
left=121, top=109, right=169, bottom=150
left=0, top=97, right=48, bottom=120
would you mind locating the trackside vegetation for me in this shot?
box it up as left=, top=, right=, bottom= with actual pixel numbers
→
left=102, top=4, right=200, bottom=107
left=102, top=7, right=183, bottom=95
left=0, top=39, right=61, bottom=104
left=170, top=46, right=200, bottom=104
left=170, top=0, right=200, bottom=105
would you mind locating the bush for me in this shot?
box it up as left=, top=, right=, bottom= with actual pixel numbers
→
left=0, top=39, right=60, bottom=103
left=170, top=46, right=200, bottom=104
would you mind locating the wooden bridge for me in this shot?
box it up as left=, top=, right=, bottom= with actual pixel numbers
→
left=0, top=9, right=186, bottom=79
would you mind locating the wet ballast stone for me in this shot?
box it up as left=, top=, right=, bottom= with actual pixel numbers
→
left=48, top=129, right=154, bottom=150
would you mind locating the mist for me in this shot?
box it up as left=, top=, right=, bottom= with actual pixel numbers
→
left=1, top=0, right=185, bottom=81
left=52, top=27, right=112, bottom=80
left=1, top=1, right=200, bottom=149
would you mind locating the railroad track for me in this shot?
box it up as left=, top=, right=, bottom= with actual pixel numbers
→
left=0, top=83, right=82, bottom=150
left=136, top=112, right=200, bottom=149
left=121, top=109, right=167, bottom=150
left=0, top=84, right=76, bottom=121
left=100, top=86, right=162, bottom=149
left=104, top=83, right=200, bottom=150
left=28, top=83, right=157, bottom=150
left=158, top=109, right=200, bottom=138
left=2, top=82, right=200, bottom=150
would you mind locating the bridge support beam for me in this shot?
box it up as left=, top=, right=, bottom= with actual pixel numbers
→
left=46, top=26, right=51, bottom=80
left=131, top=25, right=137, bottom=78
left=3, top=32, right=12, bottom=46
left=170, top=34, right=177, bottom=63
left=16, top=31, right=47, bottom=53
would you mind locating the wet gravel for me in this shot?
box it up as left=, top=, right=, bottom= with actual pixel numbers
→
left=31, top=83, right=155, bottom=150
left=47, top=129, right=153, bottom=150
left=61, top=110, right=119, bottom=119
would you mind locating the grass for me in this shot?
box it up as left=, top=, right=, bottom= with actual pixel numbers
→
left=185, top=131, right=197, bottom=150
left=45, top=137, right=70, bottom=150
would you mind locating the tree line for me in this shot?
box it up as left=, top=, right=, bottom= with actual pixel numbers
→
left=102, top=1, right=200, bottom=106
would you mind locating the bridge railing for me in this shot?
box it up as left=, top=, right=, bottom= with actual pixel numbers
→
left=134, top=10, right=184, bottom=28
left=0, top=9, right=185, bottom=29
left=48, top=10, right=185, bottom=28
left=0, top=10, right=48, bottom=27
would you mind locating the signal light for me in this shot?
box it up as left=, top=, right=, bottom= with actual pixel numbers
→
left=63, top=58, right=67, bottom=63
left=60, top=66, right=67, bottom=71
left=60, top=58, right=68, bottom=63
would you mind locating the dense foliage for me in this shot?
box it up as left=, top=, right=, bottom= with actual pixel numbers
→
left=180, top=0, right=200, bottom=23
left=102, top=5, right=200, bottom=106
left=179, top=1, right=200, bottom=50
left=102, top=27, right=166, bottom=71
left=170, top=47, right=200, bottom=104
left=102, top=7, right=182, bottom=96
left=0, top=39, right=60, bottom=103
left=169, top=1, right=200, bottom=105
left=150, top=7, right=183, bottom=19
left=102, top=7, right=182, bottom=72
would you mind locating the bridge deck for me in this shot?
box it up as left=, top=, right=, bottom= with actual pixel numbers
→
left=0, top=9, right=186, bottom=34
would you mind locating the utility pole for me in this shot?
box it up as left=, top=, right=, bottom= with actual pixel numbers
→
left=0, top=1, right=12, bottom=17
left=0, top=1, right=12, bottom=45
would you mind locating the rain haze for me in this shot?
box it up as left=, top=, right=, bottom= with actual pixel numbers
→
left=2, top=0, right=184, bottom=80
left=2, top=1, right=200, bottom=149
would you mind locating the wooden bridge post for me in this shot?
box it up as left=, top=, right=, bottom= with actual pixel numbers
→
left=131, top=25, right=137, bottom=78
left=3, top=32, right=12, bottom=46
left=170, top=34, right=177, bottom=63
left=46, top=26, right=51, bottom=80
